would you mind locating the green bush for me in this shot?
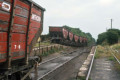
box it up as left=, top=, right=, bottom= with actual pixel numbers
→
left=108, top=56, right=115, bottom=61
left=97, top=29, right=120, bottom=45
left=107, top=30, right=119, bottom=45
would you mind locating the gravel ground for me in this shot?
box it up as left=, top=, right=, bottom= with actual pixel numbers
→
left=50, top=52, right=89, bottom=80
left=42, top=47, right=80, bottom=62
left=31, top=47, right=90, bottom=80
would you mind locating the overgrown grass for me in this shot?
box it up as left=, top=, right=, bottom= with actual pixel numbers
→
left=108, top=56, right=115, bottom=61
left=111, top=43, right=120, bottom=72
left=41, top=48, right=62, bottom=57
left=95, top=44, right=120, bottom=71
left=35, top=42, right=52, bottom=47
left=94, top=51, right=100, bottom=59
left=114, top=61, right=120, bottom=72
left=94, top=45, right=111, bottom=59
left=111, top=43, right=120, bottom=61
left=111, top=43, right=120, bottom=50
left=94, top=45, right=120, bottom=60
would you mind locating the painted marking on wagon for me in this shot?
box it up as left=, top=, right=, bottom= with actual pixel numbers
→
left=2, top=2, right=10, bottom=11
left=14, top=45, right=17, bottom=49
left=31, top=14, right=41, bottom=22
left=18, top=45, right=21, bottom=49
left=14, top=45, right=21, bottom=49
left=63, top=28, right=68, bottom=38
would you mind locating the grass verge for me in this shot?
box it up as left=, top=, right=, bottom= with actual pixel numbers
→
left=95, top=44, right=120, bottom=71
left=41, top=48, right=62, bottom=57
left=94, top=45, right=111, bottom=59
left=35, top=42, right=52, bottom=47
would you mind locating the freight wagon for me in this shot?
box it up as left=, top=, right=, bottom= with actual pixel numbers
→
left=49, top=26, right=88, bottom=47
left=49, top=26, right=69, bottom=44
left=82, top=37, right=88, bottom=46
left=68, top=31, right=74, bottom=46
left=0, top=0, right=45, bottom=79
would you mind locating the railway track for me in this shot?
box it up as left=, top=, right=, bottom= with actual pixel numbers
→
left=86, top=46, right=120, bottom=80
left=112, top=49, right=119, bottom=54
left=31, top=47, right=89, bottom=80
left=86, top=46, right=97, bottom=80
left=110, top=48, right=120, bottom=64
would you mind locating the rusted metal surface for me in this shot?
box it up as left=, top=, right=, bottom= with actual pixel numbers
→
left=25, top=2, right=32, bottom=65
left=49, top=27, right=62, bottom=39
left=49, top=26, right=88, bottom=47
left=28, top=6, right=44, bottom=56
left=49, top=27, right=68, bottom=39
left=49, top=27, right=62, bottom=32
left=7, top=0, right=16, bottom=69
left=0, top=0, right=45, bottom=67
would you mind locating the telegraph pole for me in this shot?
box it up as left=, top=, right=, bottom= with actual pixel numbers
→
left=111, top=19, right=112, bottom=29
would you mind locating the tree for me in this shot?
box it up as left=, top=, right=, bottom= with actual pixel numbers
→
left=106, top=30, right=119, bottom=45
left=108, top=29, right=120, bottom=39
left=97, top=32, right=107, bottom=44
left=97, top=28, right=120, bottom=45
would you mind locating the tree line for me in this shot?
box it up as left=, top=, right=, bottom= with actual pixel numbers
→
left=97, top=29, right=120, bottom=45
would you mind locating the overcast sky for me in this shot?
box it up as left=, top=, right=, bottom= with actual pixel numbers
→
left=33, top=0, right=120, bottom=40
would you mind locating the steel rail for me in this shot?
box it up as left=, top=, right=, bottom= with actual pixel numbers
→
left=86, top=46, right=97, bottom=80
left=37, top=50, right=83, bottom=80
left=111, top=52, right=120, bottom=64
left=109, top=48, right=120, bottom=64
left=111, top=48, right=119, bottom=54
left=39, top=50, right=77, bottom=65
left=111, top=51, right=120, bottom=65
left=39, top=55, right=62, bottom=65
